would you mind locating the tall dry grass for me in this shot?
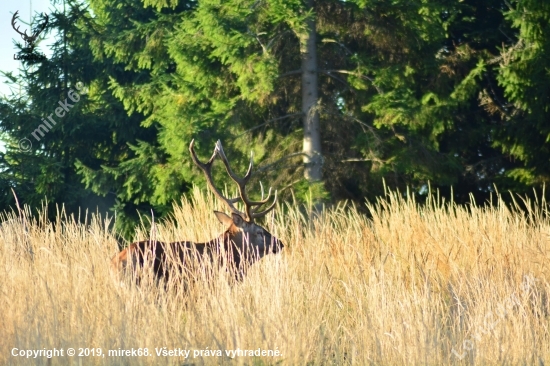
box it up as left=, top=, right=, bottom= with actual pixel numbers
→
left=1, top=187, right=549, bottom=365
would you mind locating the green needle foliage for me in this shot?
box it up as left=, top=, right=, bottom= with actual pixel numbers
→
left=79, top=0, right=468, bottom=206
left=494, top=0, right=550, bottom=186
left=2, top=0, right=550, bottom=235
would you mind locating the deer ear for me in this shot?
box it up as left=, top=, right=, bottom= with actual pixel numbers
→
left=231, top=213, right=245, bottom=226
left=214, top=211, right=233, bottom=227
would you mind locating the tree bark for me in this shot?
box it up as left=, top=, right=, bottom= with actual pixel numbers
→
left=300, top=0, right=322, bottom=182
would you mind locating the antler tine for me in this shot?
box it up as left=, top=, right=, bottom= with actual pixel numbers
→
left=32, top=13, right=49, bottom=40
left=214, top=140, right=278, bottom=222
left=250, top=184, right=273, bottom=213
left=244, top=151, right=254, bottom=180
left=214, top=140, right=254, bottom=220
left=251, top=189, right=278, bottom=219
left=214, top=140, right=253, bottom=185
left=189, top=139, right=242, bottom=216
left=11, top=11, right=28, bottom=38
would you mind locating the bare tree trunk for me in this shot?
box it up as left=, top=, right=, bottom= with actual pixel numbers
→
left=300, top=0, right=322, bottom=182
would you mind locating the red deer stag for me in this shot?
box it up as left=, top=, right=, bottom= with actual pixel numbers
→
left=111, top=140, right=283, bottom=284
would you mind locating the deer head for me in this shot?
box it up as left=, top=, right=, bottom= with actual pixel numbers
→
left=189, top=139, right=283, bottom=262
left=11, top=11, right=49, bottom=50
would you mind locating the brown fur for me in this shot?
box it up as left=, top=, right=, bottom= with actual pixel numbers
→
left=111, top=211, right=283, bottom=284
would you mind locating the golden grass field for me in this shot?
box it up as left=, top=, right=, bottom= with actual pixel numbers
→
left=1, top=187, right=549, bottom=365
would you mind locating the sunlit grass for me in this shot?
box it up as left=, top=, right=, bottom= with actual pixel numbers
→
left=1, top=186, right=549, bottom=365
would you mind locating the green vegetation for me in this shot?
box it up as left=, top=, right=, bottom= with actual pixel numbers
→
left=1, top=0, right=550, bottom=233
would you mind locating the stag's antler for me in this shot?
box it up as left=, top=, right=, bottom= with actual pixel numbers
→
left=11, top=11, right=49, bottom=44
left=189, top=139, right=242, bottom=216
left=11, top=11, right=26, bottom=40
left=214, top=141, right=277, bottom=221
left=189, top=140, right=277, bottom=222
left=29, top=13, right=49, bottom=43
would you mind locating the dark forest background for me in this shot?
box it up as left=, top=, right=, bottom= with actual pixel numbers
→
left=2, top=0, right=549, bottom=237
